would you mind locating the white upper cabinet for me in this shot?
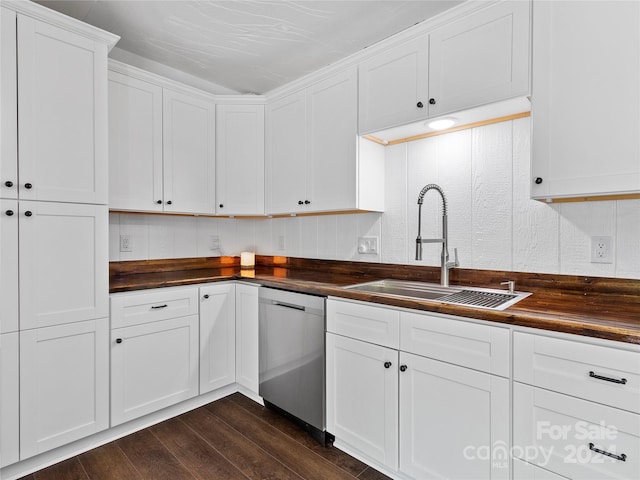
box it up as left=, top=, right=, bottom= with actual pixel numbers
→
left=267, top=67, right=384, bottom=215
left=1, top=8, right=17, bottom=200
left=163, top=89, right=216, bottom=214
left=531, top=0, right=640, bottom=200
left=266, top=90, right=308, bottom=214
left=17, top=15, right=108, bottom=205
left=358, top=35, right=429, bottom=135
left=428, top=0, right=530, bottom=117
left=108, top=71, right=163, bottom=212
left=216, top=104, right=265, bottom=215
left=0, top=199, right=18, bottom=335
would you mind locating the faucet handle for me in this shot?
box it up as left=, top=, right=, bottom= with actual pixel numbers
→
left=500, top=280, right=515, bottom=294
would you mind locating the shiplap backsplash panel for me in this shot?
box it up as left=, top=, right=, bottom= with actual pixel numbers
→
left=109, top=117, right=640, bottom=279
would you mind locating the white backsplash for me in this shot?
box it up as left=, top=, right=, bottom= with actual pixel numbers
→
left=109, top=117, right=640, bottom=279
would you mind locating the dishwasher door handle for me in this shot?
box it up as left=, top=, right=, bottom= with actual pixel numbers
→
left=272, top=301, right=306, bottom=311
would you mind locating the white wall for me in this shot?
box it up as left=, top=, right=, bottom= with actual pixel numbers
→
left=109, top=117, right=640, bottom=279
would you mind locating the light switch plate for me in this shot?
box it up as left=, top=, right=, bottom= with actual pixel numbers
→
left=358, top=236, right=379, bottom=254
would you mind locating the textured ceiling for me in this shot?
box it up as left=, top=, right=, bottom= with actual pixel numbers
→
left=36, top=0, right=463, bottom=94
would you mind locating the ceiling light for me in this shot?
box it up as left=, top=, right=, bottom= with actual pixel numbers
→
left=427, top=118, right=456, bottom=131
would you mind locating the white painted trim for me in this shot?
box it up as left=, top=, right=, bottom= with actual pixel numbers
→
left=2, top=0, right=119, bottom=49
left=0, top=384, right=258, bottom=480
left=264, top=0, right=502, bottom=101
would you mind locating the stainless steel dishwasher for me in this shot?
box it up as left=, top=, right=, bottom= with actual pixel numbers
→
left=258, top=287, right=330, bottom=444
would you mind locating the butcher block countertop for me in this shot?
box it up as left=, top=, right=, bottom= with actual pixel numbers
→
left=110, top=256, right=640, bottom=345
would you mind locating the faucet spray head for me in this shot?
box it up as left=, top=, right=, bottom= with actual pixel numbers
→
left=415, top=237, right=422, bottom=260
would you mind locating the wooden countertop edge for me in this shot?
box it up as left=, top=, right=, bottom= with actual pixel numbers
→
left=109, top=270, right=640, bottom=346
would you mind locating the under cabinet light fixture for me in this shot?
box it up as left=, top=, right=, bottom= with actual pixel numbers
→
left=427, top=117, right=456, bottom=131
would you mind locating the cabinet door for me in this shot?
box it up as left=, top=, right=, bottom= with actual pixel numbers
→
left=531, top=1, right=640, bottom=199
left=0, top=199, right=18, bottom=334
left=163, top=89, right=216, bottom=214
left=399, top=352, right=510, bottom=480
left=0, top=332, right=19, bottom=467
left=108, top=71, right=163, bottom=212
left=326, top=333, right=399, bottom=470
left=216, top=104, right=265, bottom=215
left=19, top=201, right=108, bottom=330
left=111, top=315, right=199, bottom=426
left=428, top=0, right=530, bottom=117
left=17, top=15, right=108, bottom=204
left=235, top=283, right=259, bottom=395
left=265, top=90, right=307, bottom=214
left=200, top=283, right=236, bottom=394
left=358, top=35, right=429, bottom=134
left=20, top=319, right=109, bottom=459
left=1, top=7, right=17, bottom=200
left=308, top=67, right=357, bottom=212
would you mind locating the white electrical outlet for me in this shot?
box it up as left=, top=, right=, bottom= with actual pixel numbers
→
left=358, top=236, right=379, bottom=254
left=278, top=235, right=285, bottom=251
left=591, top=236, right=613, bottom=264
left=119, top=234, right=132, bottom=252
left=209, top=235, right=220, bottom=251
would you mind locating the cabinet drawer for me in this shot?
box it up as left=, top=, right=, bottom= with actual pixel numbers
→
left=400, top=311, right=509, bottom=377
left=514, top=383, right=640, bottom=480
left=110, top=286, right=199, bottom=328
left=514, top=333, right=640, bottom=413
left=327, top=299, right=399, bottom=348
left=513, top=458, right=569, bottom=479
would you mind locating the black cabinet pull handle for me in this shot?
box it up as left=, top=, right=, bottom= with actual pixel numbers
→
left=5, top=210, right=13, bottom=216
left=589, top=443, right=626, bottom=462
left=166, top=200, right=172, bottom=205
left=534, top=177, right=543, bottom=185
left=156, top=200, right=162, bottom=204
left=416, top=101, right=424, bottom=108
left=24, top=182, right=32, bottom=189
left=298, top=200, right=303, bottom=205
left=384, top=361, right=392, bottom=369
left=151, top=304, right=168, bottom=309
left=589, top=371, right=627, bottom=384
left=400, top=365, right=408, bottom=372
left=203, top=294, right=210, bottom=299
left=115, top=338, right=123, bottom=344
left=24, top=211, right=32, bottom=217
left=5, top=181, right=13, bottom=187
left=219, top=204, right=224, bottom=208
left=304, top=200, right=310, bottom=205
left=429, top=98, right=436, bottom=105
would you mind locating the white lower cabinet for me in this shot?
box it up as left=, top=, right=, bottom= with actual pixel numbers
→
left=399, top=351, right=509, bottom=480
left=513, top=458, right=570, bottom=479
left=0, top=332, right=19, bottom=467
left=200, top=283, right=236, bottom=393
left=326, top=333, right=399, bottom=470
left=20, top=319, right=109, bottom=460
left=111, top=315, right=199, bottom=426
left=326, top=298, right=510, bottom=480
left=235, top=283, right=259, bottom=395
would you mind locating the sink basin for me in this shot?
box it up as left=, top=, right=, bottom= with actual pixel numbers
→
left=343, top=279, right=530, bottom=311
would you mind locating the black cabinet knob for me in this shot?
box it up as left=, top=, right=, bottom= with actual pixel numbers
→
left=219, top=204, right=224, bottom=208
left=298, top=200, right=303, bottom=205
left=400, top=365, right=408, bottom=372
left=156, top=200, right=162, bottom=204
left=5, top=210, right=14, bottom=216
left=534, top=177, right=543, bottom=185
left=429, top=98, right=436, bottom=105
left=166, top=200, right=172, bottom=205
left=384, top=361, right=392, bottom=369
left=24, top=182, right=32, bottom=189
left=115, top=338, right=123, bottom=344
left=5, top=181, right=13, bottom=188
left=24, top=211, right=32, bottom=217
left=203, top=294, right=210, bottom=299
left=304, top=200, right=310, bottom=205
left=416, top=101, right=424, bottom=108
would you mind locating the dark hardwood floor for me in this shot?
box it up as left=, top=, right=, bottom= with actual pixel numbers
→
left=20, top=393, right=390, bottom=480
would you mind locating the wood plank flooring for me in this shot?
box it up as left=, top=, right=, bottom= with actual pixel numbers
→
left=20, top=393, right=390, bottom=480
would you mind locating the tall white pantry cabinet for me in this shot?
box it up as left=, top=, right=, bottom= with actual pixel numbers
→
left=0, top=3, right=118, bottom=467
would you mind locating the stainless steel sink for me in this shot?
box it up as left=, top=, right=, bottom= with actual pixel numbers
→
left=343, top=279, right=530, bottom=311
